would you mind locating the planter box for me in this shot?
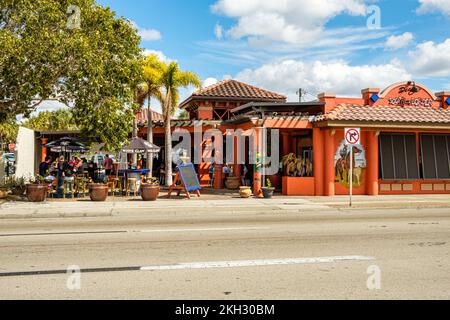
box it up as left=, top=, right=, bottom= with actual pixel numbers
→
left=282, top=177, right=315, bottom=196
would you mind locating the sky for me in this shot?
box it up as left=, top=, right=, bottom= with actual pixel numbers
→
left=41, top=0, right=450, bottom=113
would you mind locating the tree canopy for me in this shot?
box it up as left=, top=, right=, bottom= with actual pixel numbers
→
left=0, top=120, right=18, bottom=150
left=22, top=109, right=78, bottom=132
left=0, top=0, right=143, bottom=150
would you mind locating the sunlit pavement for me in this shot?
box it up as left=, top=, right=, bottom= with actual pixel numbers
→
left=0, top=205, right=449, bottom=299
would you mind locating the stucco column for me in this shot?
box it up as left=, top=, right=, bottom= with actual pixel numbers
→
left=253, top=127, right=263, bottom=197
left=282, top=132, right=291, bottom=155
left=234, top=137, right=241, bottom=182
left=313, top=128, right=324, bottom=196
left=41, top=138, right=48, bottom=162
left=214, top=164, right=223, bottom=189
left=366, top=131, right=379, bottom=196
left=324, top=129, right=335, bottom=196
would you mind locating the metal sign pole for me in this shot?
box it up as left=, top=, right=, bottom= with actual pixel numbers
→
left=349, top=145, right=353, bottom=207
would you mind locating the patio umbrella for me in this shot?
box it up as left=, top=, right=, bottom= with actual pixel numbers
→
left=45, top=137, right=88, bottom=153
left=121, top=137, right=160, bottom=154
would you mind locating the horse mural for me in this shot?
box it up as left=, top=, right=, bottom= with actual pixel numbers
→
left=334, top=141, right=366, bottom=187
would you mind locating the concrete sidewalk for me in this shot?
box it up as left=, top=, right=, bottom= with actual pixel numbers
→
left=1, top=193, right=450, bottom=220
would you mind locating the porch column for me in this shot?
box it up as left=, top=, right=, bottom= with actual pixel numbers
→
left=234, top=136, right=242, bottom=182
left=253, top=127, right=263, bottom=197
left=366, top=131, right=379, bottom=196
left=313, top=128, right=324, bottom=196
left=324, top=129, right=335, bottom=196
left=41, top=138, right=48, bottom=162
left=214, top=164, right=223, bottom=189
left=282, top=132, right=291, bottom=155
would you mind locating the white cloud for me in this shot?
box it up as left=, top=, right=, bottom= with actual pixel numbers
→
left=131, top=21, right=162, bottom=41
left=407, top=39, right=450, bottom=77
left=139, top=28, right=162, bottom=41
left=214, top=23, right=224, bottom=40
left=417, top=0, right=450, bottom=16
left=143, top=49, right=174, bottom=64
left=203, top=77, right=219, bottom=88
left=236, top=59, right=411, bottom=100
left=385, top=32, right=414, bottom=50
left=211, top=0, right=367, bottom=45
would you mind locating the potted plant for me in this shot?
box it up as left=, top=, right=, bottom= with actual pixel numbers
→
left=5, top=176, right=26, bottom=196
left=26, top=176, right=47, bottom=202
left=88, top=182, right=109, bottom=202
left=140, top=177, right=160, bottom=201
left=261, top=178, right=275, bottom=199
left=225, top=175, right=240, bottom=190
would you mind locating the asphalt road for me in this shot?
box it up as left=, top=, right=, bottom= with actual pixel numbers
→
left=0, top=207, right=449, bottom=300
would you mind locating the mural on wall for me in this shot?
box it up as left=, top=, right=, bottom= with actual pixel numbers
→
left=334, top=140, right=366, bottom=188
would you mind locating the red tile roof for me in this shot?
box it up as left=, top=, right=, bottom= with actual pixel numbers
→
left=315, top=104, right=450, bottom=124
left=179, top=80, right=286, bottom=109
left=135, top=108, right=164, bottom=125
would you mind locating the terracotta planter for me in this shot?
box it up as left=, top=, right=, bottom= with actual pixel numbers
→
left=26, top=184, right=47, bottom=202
left=140, top=184, right=160, bottom=201
left=89, top=183, right=109, bottom=202
left=239, top=186, right=252, bottom=198
left=0, top=188, right=8, bottom=200
left=225, top=176, right=240, bottom=190
left=261, top=187, right=275, bottom=199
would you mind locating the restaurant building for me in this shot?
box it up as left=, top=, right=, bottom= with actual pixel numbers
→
left=137, top=79, right=450, bottom=196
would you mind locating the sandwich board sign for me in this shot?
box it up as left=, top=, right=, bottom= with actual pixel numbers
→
left=344, top=128, right=361, bottom=207
left=168, top=163, right=201, bottom=199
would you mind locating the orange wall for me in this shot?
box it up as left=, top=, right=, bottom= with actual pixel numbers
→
left=282, top=177, right=315, bottom=196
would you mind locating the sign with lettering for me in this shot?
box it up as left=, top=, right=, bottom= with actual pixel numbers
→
left=388, top=97, right=433, bottom=107
left=386, top=82, right=434, bottom=107
left=178, top=163, right=201, bottom=192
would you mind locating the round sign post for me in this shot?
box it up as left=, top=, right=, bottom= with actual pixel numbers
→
left=344, top=128, right=361, bottom=207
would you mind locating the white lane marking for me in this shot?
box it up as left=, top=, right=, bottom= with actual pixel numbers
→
left=140, top=256, right=374, bottom=271
left=137, top=227, right=268, bottom=233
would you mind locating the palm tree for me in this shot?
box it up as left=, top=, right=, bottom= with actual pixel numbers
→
left=159, top=62, right=201, bottom=186
left=136, top=54, right=165, bottom=175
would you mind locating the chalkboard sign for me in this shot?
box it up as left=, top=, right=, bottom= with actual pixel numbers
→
left=178, top=163, right=201, bottom=192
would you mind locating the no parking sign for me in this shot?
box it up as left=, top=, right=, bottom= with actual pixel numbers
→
left=344, top=128, right=360, bottom=207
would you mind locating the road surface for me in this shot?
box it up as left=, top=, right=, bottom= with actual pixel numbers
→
left=0, top=207, right=449, bottom=299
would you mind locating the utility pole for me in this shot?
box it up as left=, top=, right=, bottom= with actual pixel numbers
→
left=296, top=88, right=304, bottom=102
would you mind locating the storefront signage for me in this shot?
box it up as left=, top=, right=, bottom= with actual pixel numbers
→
left=388, top=97, right=433, bottom=107
left=388, top=83, right=433, bottom=107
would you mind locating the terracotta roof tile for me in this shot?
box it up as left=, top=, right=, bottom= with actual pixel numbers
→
left=135, top=108, right=164, bottom=125
left=315, top=104, right=450, bottom=124
left=192, top=79, right=286, bottom=100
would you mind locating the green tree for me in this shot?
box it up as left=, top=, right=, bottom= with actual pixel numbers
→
left=177, top=110, right=189, bottom=120
left=0, top=0, right=142, bottom=150
left=159, top=62, right=201, bottom=186
left=136, top=54, right=165, bottom=174
left=0, top=121, right=18, bottom=152
left=22, top=109, right=78, bottom=131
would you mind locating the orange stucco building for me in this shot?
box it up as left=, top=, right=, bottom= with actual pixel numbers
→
left=138, top=80, right=450, bottom=196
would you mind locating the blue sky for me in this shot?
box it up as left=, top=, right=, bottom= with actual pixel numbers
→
left=40, top=0, right=450, bottom=113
